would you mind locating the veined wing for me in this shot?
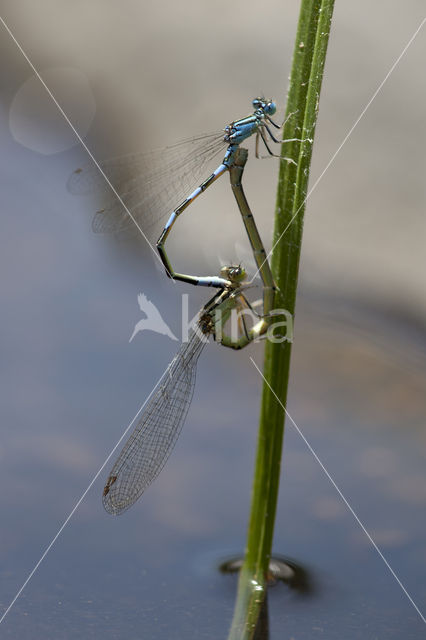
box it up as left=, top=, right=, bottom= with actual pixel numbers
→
left=102, top=324, right=208, bottom=515
left=68, top=132, right=226, bottom=237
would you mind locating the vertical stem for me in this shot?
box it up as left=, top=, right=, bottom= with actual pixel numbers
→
left=227, top=1, right=335, bottom=638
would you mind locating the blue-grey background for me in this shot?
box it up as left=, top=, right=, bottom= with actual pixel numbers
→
left=0, top=1, right=425, bottom=638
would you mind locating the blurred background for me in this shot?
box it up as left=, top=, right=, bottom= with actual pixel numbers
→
left=0, top=1, right=425, bottom=638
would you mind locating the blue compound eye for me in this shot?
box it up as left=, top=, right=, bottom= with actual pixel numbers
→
left=266, top=101, right=277, bottom=116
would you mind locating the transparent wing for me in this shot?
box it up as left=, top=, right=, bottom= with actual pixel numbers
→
left=103, top=324, right=208, bottom=515
left=68, top=132, right=226, bottom=238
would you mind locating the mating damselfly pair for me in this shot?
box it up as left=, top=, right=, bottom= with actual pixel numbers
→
left=70, top=98, right=286, bottom=514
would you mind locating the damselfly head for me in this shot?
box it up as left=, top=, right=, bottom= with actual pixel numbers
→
left=252, top=97, right=277, bottom=116
left=220, top=264, right=246, bottom=284
left=223, top=124, right=234, bottom=142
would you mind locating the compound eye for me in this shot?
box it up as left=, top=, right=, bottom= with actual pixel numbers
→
left=266, top=101, right=277, bottom=115
left=235, top=266, right=245, bottom=281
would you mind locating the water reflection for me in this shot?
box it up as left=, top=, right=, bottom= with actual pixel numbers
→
left=219, top=555, right=311, bottom=595
left=220, top=556, right=312, bottom=639
left=254, top=594, right=269, bottom=640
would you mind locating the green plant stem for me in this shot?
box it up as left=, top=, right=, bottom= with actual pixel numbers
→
left=227, top=1, right=335, bottom=637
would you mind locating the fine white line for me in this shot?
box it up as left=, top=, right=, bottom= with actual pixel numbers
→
left=250, top=356, right=426, bottom=625
left=0, top=361, right=171, bottom=625
left=251, top=16, right=426, bottom=284
left=0, top=15, right=161, bottom=263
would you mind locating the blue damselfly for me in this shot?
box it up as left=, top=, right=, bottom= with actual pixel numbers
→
left=68, top=97, right=286, bottom=289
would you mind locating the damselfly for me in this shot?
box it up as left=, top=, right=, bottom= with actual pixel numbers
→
left=68, top=97, right=289, bottom=289
left=103, top=264, right=263, bottom=515
left=71, top=101, right=283, bottom=512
